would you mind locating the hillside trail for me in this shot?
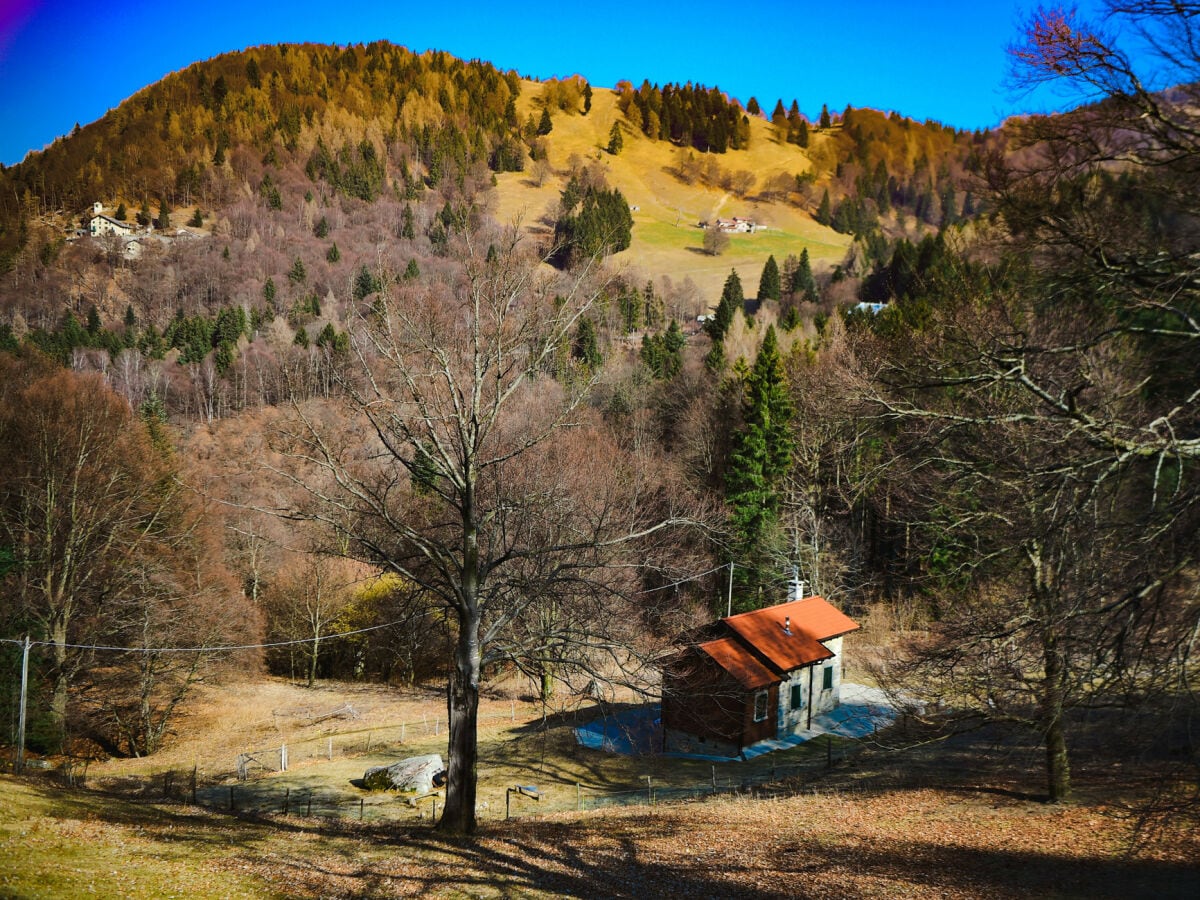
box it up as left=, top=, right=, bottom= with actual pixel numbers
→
left=708, top=192, right=732, bottom=221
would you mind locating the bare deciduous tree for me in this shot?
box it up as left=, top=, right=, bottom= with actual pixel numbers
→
left=273, top=228, right=687, bottom=833
left=0, top=355, right=250, bottom=752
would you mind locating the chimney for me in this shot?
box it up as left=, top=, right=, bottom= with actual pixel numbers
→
left=789, top=569, right=806, bottom=602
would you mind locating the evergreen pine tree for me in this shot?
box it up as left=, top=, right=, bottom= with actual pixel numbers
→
left=288, top=256, right=307, bottom=284
left=354, top=265, right=382, bottom=300
left=157, top=198, right=170, bottom=229
left=572, top=317, right=602, bottom=369
left=707, top=269, right=744, bottom=341
left=791, top=247, right=817, bottom=298
left=537, top=107, right=553, bottom=135
left=607, top=121, right=623, bottom=155
left=771, top=99, right=787, bottom=131
left=816, top=189, right=832, bottom=226
left=819, top=103, right=832, bottom=129
left=757, top=255, right=782, bottom=301
left=725, top=325, right=794, bottom=610
left=583, top=83, right=593, bottom=115
left=794, top=118, right=809, bottom=148
left=940, top=184, right=958, bottom=225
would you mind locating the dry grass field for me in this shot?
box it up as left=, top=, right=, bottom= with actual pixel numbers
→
left=491, top=83, right=853, bottom=306
left=3, top=670, right=1197, bottom=899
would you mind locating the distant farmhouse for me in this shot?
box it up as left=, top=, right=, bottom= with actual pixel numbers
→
left=699, top=216, right=759, bottom=233
left=661, top=580, right=859, bottom=757
left=87, top=202, right=136, bottom=238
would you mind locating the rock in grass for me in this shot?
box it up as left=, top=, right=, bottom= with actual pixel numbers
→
left=362, top=754, right=445, bottom=792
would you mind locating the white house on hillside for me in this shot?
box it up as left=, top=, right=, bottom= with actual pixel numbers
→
left=88, top=202, right=137, bottom=238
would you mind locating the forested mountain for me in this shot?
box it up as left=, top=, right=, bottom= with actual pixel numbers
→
left=1, top=5, right=1196, bottom=838
left=1, top=43, right=523, bottom=217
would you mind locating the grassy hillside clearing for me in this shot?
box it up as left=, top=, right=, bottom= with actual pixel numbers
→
left=3, top=673, right=1197, bottom=898
left=492, top=84, right=853, bottom=306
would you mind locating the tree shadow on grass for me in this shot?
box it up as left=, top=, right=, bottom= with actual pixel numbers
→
left=233, top=813, right=1200, bottom=899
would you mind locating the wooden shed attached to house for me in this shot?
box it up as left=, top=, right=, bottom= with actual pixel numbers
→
left=660, top=587, right=859, bottom=756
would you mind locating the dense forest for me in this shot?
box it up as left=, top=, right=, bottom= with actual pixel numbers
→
left=1, top=2, right=1197, bottom=836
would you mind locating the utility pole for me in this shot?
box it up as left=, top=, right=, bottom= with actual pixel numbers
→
left=726, top=562, right=734, bottom=618
left=16, top=636, right=29, bottom=774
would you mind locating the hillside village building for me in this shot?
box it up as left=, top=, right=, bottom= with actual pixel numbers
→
left=79, top=202, right=201, bottom=258
left=88, top=203, right=137, bottom=238
left=660, top=581, right=859, bottom=757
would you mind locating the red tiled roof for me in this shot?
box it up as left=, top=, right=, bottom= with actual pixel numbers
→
left=723, top=597, right=859, bottom=673
left=698, top=637, right=779, bottom=689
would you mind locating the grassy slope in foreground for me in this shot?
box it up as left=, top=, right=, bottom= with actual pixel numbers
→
left=3, top=772, right=1197, bottom=899
left=491, top=84, right=853, bottom=306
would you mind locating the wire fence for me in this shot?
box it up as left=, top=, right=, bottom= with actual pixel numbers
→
left=232, top=703, right=524, bottom=781
left=93, top=744, right=858, bottom=826
left=16, top=701, right=867, bottom=827
left=201, top=733, right=857, bottom=824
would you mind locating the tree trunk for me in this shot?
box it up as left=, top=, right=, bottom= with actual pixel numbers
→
left=308, top=631, right=320, bottom=688
left=49, top=615, right=69, bottom=752
left=440, top=606, right=480, bottom=833
left=1042, top=632, right=1071, bottom=803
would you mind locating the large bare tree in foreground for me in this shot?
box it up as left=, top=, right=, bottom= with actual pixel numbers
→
left=275, top=230, right=686, bottom=833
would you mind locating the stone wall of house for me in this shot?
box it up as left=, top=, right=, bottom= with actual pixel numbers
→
left=662, top=727, right=740, bottom=758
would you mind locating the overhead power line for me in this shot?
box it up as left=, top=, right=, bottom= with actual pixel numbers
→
left=634, top=563, right=729, bottom=595
left=0, top=616, right=428, bottom=655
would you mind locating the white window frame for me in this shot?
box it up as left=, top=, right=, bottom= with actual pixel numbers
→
left=753, top=689, right=769, bottom=722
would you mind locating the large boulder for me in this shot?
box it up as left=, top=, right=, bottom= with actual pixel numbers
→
left=362, top=754, right=445, bottom=793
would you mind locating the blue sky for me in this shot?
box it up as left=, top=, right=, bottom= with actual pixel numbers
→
left=0, top=1, right=1114, bottom=166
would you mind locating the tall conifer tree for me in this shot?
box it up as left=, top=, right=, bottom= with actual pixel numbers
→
left=725, top=325, right=794, bottom=610
left=707, top=269, right=744, bottom=341
left=758, top=255, right=781, bottom=302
